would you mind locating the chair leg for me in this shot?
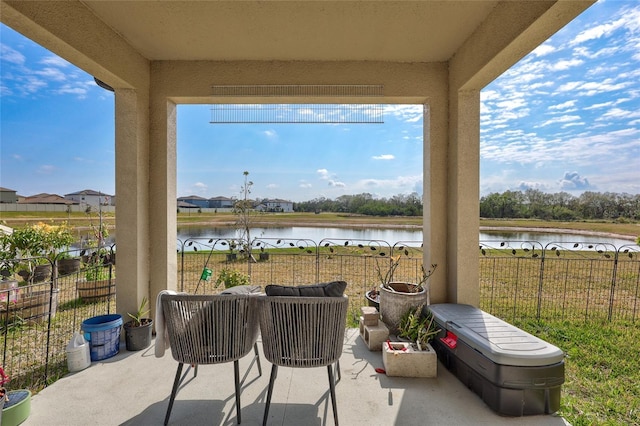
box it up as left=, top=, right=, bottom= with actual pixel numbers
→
left=335, top=360, right=341, bottom=383
left=234, top=360, right=242, bottom=424
left=165, top=363, right=184, bottom=426
left=254, top=343, right=262, bottom=376
left=262, top=364, right=278, bottom=426
left=327, top=365, right=339, bottom=426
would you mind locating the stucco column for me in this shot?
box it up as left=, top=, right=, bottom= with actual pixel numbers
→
left=149, top=93, right=178, bottom=308
left=423, top=98, right=449, bottom=305
left=114, top=88, right=150, bottom=318
left=447, top=90, right=480, bottom=306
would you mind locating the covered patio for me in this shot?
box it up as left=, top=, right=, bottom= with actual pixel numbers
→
left=22, top=331, right=566, bottom=425
left=1, top=2, right=596, bottom=424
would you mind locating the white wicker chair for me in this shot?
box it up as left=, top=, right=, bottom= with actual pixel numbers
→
left=258, top=295, right=348, bottom=426
left=161, top=293, right=261, bottom=425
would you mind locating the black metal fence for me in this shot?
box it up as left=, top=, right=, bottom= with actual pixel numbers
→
left=1, top=237, right=638, bottom=392
left=0, top=248, right=116, bottom=390
left=479, top=240, right=640, bottom=323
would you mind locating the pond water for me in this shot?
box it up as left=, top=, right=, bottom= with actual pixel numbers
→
left=175, top=226, right=636, bottom=250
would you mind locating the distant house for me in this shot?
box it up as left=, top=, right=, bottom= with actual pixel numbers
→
left=19, top=193, right=77, bottom=205
left=208, top=196, right=234, bottom=209
left=176, top=195, right=209, bottom=209
left=65, top=189, right=113, bottom=208
left=256, top=198, right=294, bottom=213
left=0, top=187, right=18, bottom=204
left=177, top=200, right=199, bottom=209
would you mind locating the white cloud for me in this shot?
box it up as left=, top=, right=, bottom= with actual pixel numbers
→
left=263, top=130, right=277, bottom=138
left=39, top=55, right=70, bottom=68
left=56, top=86, right=88, bottom=98
left=598, top=107, right=640, bottom=121
left=571, top=17, right=626, bottom=45
left=192, top=182, right=208, bottom=194
left=35, top=67, right=67, bottom=82
left=584, top=101, right=614, bottom=110
left=372, top=154, right=394, bottom=160
left=353, top=175, right=422, bottom=193
left=532, top=43, right=555, bottom=57
left=0, top=83, right=11, bottom=96
left=266, top=183, right=278, bottom=189
left=0, top=43, right=25, bottom=65
left=549, top=59, right=584, bottom=71
left=558, top=171, right=592, bottom=191
left=318, top=169, right=346, bottom=188
left=516, top=181, right=548, bottom=191
left=317, top=169, right=329, bottom=179
left=23, top=76, right=47, bottom=94
left=549, top=100, right=577, bottom=111
left=539, top=115, right=581, bottom=127
left=384, top=105, right=423, bottom=123
left=557, top=81, right=582, bottom=92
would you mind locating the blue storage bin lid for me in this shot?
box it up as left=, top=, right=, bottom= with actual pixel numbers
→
left=82, top=314, right=123, bottom=332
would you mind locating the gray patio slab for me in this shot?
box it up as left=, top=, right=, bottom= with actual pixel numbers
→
left=23, top=329, right=568, bottom=425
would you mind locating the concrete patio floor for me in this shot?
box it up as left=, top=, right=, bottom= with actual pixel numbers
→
left=24, top=329, right=569, bottom=425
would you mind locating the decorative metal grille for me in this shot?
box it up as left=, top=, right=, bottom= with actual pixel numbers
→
left=210, top=85, right=384, bottom=124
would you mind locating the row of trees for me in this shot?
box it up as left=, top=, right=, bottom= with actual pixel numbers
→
left=292, top=190, right=639, bottom=220
left=480, top=190, right=639, bottom=220
left=295, top=193, right=422, bottom=217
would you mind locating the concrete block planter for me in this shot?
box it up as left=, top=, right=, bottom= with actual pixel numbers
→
left=359, top=317, right=389, bottom=351
left=382, top=341, right=437, bottom=378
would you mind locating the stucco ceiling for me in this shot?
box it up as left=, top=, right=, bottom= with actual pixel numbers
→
left=81, top=1, right=499, bottom=62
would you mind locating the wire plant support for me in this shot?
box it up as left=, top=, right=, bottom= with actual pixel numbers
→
left=210, top=85, right=384, bottom=124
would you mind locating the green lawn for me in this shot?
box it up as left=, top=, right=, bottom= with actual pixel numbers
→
left=514, top=319, right=640, bottom=426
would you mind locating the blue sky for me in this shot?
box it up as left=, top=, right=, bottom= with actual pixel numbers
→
left=1, top=0, right=639, bottom=203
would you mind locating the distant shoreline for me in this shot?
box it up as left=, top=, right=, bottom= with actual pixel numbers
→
left=178, top=220, right=637, bottom=241
left=479, top=226, right=636, bottom=241
left=1, top=212, right=637, bottom=241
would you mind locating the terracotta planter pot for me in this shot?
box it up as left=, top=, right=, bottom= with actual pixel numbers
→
left=379, top=282, right=428, bottom=335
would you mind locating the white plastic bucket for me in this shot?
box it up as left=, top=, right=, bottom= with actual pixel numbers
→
left=66, top=332, right=91, bottom=372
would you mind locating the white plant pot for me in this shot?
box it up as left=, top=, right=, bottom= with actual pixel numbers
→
left=378, top=282, right=428, bottom=335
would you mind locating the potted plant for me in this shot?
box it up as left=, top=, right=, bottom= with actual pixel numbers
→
left=397, top=303, right=440, bottom=350
left=56, top=252, right=82, bottom=276
left=382, top=304, right=439, bottom=378
left=123, top=296, right=153, bottom=351
left=258, top=246, right=269, bottom=261
left=375, top=253, right=437, bottom=335
left=1, top=222, right=75, bottom=282
left=215, top=267, right=250, bottom=289
left=77, top=261, right=115, bottom=302
left=224, top=239, right=238, bottom=262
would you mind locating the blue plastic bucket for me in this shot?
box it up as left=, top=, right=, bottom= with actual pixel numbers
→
left=81, top=314, right=123, bottom=361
